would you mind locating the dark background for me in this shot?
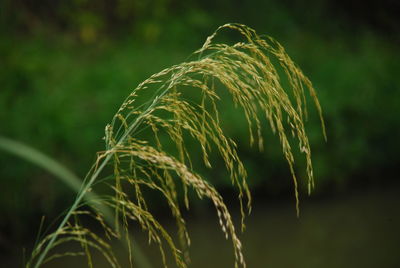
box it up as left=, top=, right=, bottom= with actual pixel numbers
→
left=1, top=0, right=399, bottom=267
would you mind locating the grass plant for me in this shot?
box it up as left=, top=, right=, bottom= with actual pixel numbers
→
left=19, top=23, right=324, bottom=268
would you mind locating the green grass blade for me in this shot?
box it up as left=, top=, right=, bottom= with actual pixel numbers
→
left=0, top=136, right=153, bottom=268
left=0, top=136, right=82, bottom=191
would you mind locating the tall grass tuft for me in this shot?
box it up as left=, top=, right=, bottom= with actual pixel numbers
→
left=27, top=23, right=325, bottom=268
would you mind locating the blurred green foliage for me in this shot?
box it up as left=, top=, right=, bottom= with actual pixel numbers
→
left=1, top=0, right=399, bottom=236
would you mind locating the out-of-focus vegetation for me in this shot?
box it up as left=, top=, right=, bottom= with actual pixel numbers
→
left=1, top=0, right=399, bottom=259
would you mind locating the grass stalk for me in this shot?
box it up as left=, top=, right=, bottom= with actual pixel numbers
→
left=0, top=136, right=153, bottom=268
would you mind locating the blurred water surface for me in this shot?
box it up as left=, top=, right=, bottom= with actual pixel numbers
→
left=6, top=184, right=397, bottom=268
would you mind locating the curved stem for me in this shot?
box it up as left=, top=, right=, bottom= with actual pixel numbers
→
left=31, top=88, right=170, bottom=268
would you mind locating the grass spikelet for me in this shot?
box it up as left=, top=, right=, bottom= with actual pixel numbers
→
left=28, top=23, right=325, bottom=268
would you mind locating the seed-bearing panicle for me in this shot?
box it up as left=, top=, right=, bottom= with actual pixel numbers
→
left=29, top=23, right=324, bottom=268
